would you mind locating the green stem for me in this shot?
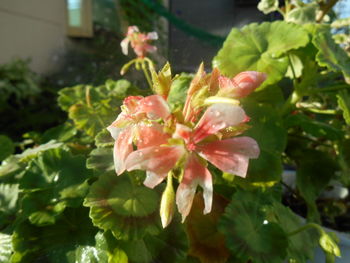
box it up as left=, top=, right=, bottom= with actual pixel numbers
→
left=309, top=84, right=349, bottom=94
left=288, top=222, right=324, bottom=237
left=141, top=60, right=153, bottom=90
left=281, top=91, right=301, bottom=116
left=300, top=108, right=338, bottom=115
left=317, top=0, right=340, bottom=23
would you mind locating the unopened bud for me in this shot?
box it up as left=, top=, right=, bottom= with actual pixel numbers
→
left=160, top=173, right=175, bottom=228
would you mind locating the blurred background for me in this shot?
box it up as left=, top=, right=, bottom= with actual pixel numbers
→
left=0, top=0, right=349, bottom=142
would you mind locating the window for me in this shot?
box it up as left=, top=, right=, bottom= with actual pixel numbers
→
left=66, top=0, right=93, bottom=37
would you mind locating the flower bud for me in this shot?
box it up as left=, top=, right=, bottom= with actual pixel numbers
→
left=160, top=173, right=175, bottom=228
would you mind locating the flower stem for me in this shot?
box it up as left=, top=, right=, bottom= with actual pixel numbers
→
left=288, top=223, right=324, bottom=237
left=141, top=60, right=153, bottom=90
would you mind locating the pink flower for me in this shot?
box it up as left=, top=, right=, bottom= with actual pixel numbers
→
left=125, top=103, right=260, bottom=221
left=107, top=95, right=170, bottom=176
left=217, top=71, right=267, bottom=98
left=120, top=26, right=158, bottom=58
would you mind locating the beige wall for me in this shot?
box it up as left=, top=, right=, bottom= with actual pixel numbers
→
left=0, top=0, right=68, bottom=73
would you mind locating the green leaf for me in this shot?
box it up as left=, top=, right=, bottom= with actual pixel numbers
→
left=337, top=90, right=350, bottom=125
left=296, top=150, right=338, bottom=222
left=0, top=135, right=14, bottom=162
left=167, top=73, right=192, bottom=111
left=95, top=129, right=114, bottom=148
left=257, top=0, right=279, bottom=14
left=213, top=21, right=309, bottom=87
left=87, top=147, right=114, bottom=172
left=84, top=172, right=161, bottom=240
left=218, top=190, right=288, bottom=263
left=11, top=207, right=98, bottom=263
left=312, top=25, right=350, bottom=84
left=267, top=202, right=316, bottom=262
left=285, top=53, right=303, bottom=78
left=41, top=122, right=77, bottom=143
left=0, top=232, right=12, bottom=263
left=285, top=113, right=343, bottom=140
left=240, top=102, right=287, bottom=182
left=286, top=3, right=318, bottom=24
left=0, top=183, right=19, bottom=214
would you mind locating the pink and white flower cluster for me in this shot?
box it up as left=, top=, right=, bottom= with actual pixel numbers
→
left=107, top=65, right=266, bottom=225
left=120, top=26, right=158, bottom=58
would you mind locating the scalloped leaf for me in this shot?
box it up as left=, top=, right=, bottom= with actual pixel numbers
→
left=87, top=148, right=114, bottom=172
left=213, top=21, right=309, bottom=87
left=84, top=172, right=161, bottom=240
left=41, top=122, right=77, bottom=143
left=95, top=129, right=114, bottom=148
left=312, top=25, right=350, bottom=84
left=0, top=232, right=12, bottom=263
left=239, top=101, right=287, bottom=182
left=267, top=202, right=316, bottom=262
left=218, top=190, right=288, bottom=263
left=257, top=0, right=279, bottom=14
left=286, top=3, right=318, bottom=24
left=0, top=135, right=14, bottom=162
left=337, top=90, right=350, bottom=125
left=186, top=193, right=230, bottom=263
left=11, top=208, right=98, bottom=263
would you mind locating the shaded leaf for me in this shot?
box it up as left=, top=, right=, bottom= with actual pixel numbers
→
left=213, top=21, right=309, bottom=87
left=84, top=172, right=160, bottom=240
left=95, top=129, right=114, bottom=148
left=167, top=73, right=192, bottom=111
left=11, top=208, right=98, bottom=263
left=0, top=135, right=14, bottom=162
left=186, top=193, right=230, bottom=263
left=87, top=147, right=114, bottom=172
left=41, top=123, right=77, bottom=143
left=218, top=190, right=288, bottom=263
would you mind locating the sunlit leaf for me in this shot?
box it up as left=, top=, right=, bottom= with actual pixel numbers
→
left=257, top=0, right=279, bottom=14
left=186, top=193, right=230, bottom=263
left=312, top=25, right=350, bottom=84
left=213, top=21, right=309, bottom=87
left=286, top=3, right=318, bottom=24
left=218, top=190, right=288, bottom=263
left=337, top=90, right=350, bottom=125
left=167, top=73, right=192, bottom=111
left=0, top=232, right=12, bottom=263
left=84, top=172, right=160, bottom=240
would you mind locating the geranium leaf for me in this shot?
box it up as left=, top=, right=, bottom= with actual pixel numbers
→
left=0, top=232, right=12, bottom=263
left=213, top=21, right=309, bottom=87
left=186, top=193, right=230, bottom=263
left=257, top=0, right=279, bottom=14
left=95, top=129, right=114, bottom=148
left=0, top=135, right=14, bottom=162
left=286, top=3, right=318, bottom=24
left=0, top=184, right=19, bottom=228
left=87, top=147, right=114, bottom=172
left=11, top=208, right=98, bottom=263
left=267, top=202, right=317, bottom=262
left=41, top=122, right=77, bottom=143
left=84, top=172, right=161, bottom=240
left=337, top=90, right=350, bottom=125
left=218, top=190, right=288, bottom=263
left=312, top=25, right=350, bottom=84
left=240, top=102, right=287, bottom=182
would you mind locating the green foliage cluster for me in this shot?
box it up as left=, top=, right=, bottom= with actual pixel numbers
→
left=1, top=1, right=350, bottom=262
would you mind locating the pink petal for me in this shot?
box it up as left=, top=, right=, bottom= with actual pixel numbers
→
left=173, top=124, right=192, bottom=144
left=144, top=44, right=157, bottom=54
left=234, top=71, right=267, bottom=98
left=120, top=38, right=130, bottom=55
left=139, top=95, right=170, bottom=120
left=176, top=154, right=213, bottom=222
left=193, top=104, right=246, bottom=143
left=127, top=25, right=139, bottom=35
left=113, top=127, right=134, bottom=175
left=143, top=171, right=167, bottom=188
left=136, top=123, right=170, bottom=149
left=123, top=96, right=143, bottom=113
left=198, top=137, right=260, bottom=178
left=107, top=113, right=130, bottom=140
left=146, top=32, right=158, bottom=40
left=125, top=145, right=184, bottom=174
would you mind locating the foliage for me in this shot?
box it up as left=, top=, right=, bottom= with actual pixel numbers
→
left=1, top=1, right=350, bottom=262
